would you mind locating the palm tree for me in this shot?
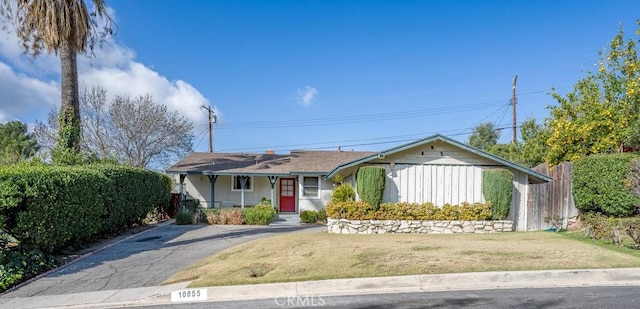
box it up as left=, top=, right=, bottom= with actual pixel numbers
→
left=0, top=0, right=113, bottom=153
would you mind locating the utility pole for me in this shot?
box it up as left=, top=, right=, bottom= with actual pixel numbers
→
left=201, top=105, right=216, bottom=153
left=512, top=74, right=518, bottom=143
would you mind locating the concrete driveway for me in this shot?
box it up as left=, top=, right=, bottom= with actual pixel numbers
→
left=2, top=222, right=324, bottom=298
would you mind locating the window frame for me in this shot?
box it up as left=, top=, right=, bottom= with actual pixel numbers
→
left=231, top=176, right=253, bottom=192
left=302, top=176, right=319, bottom=197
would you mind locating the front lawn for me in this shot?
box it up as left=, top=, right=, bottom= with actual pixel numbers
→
left=164, top=231, right=640, bottom=287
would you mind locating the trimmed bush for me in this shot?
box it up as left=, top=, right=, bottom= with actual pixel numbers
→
left=325, top=201, right=492, bottom=221
left=0, top=164, right=110, bottom=252
left=0, top=164, right=171, bottom=253
left=175, top=210, right=194, bottom=225
left=482, top=169, right=513, bottom=220
left=573, top=154, right=640, bottom=217
left=356, top=166, right=386, bottom=210
left=331, top=184, right=355, bottom=203
left=91, top=165, right=171, bottom=232
left=300, top=209, right=327, bottom=223
left=244, top=205, right=276, bottom=225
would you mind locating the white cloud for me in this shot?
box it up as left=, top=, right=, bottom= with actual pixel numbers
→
left=0, top=21, right=211, bottom=130
left=298, top=86, right=318, bottom=107
left=0, top=62, right=59, bottom=122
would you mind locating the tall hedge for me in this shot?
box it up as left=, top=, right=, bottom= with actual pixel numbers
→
left=482, top=168, right=513, bottom=220
left=573, top=154, right=640, bottom=217
left=91, top=165, right=172, bottom=232
left=356, top=166, right=386, bottom=210
left=0, top=164, right=171, bottom=253
left=0, top=165, right=110, bottom=252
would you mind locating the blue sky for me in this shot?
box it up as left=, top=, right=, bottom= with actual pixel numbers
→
left=1, top=1, right=639, bottom=156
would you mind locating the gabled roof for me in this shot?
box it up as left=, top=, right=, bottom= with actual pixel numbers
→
left=324, top=134, right=553, bottom=183
left=166, top=150, right=374, bottom=176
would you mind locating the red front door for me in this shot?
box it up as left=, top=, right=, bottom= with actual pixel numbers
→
left=279, top=178, right=295, bottom=212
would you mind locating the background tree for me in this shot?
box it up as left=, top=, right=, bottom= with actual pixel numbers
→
left=0, top=0, right=113, bottom=155
left=468, top=122, right=500, bottom=151
left=487, top=119, right=549, bottom=168
left=34, top=86, right=194, bottom=169
left=0, top=121, right=38, bottom=164
left=546, top=23, right=640, bottom=166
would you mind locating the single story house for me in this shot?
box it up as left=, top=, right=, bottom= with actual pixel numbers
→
left=166, top=134, right=552, bottom=231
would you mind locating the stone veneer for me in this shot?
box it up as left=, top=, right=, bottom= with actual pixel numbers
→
left=327, top=218, right=514, bottom=234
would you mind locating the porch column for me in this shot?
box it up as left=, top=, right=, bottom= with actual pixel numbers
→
left=179, top=174, right=186, bottom=210
left=268, top=176, right=278, bottom=210
left=239, top=176, right=249, bottom=209
left=207, top=175, right=218, bottom=208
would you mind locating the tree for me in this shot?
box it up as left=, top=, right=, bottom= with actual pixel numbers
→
left=468, top=122, right=500, bottom=151
left=487, top=119, right=549, bottom=168
left=108, top=94, right=193, bottom=168
left=34, top=86, right=194, bottom=169
left=0, top=0, right=113, bottom=154
left=0, top=121, right=38, bottom=164
left=546, top=23, right=640, bottom=166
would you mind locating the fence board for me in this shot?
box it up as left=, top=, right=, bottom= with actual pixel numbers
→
left=527, top=162, right=578, bottom=231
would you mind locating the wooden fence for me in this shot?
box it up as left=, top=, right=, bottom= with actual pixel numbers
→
left=527, top=162, right=579, bottom=231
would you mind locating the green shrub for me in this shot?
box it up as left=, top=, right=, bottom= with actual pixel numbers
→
left=300, top=210, right=319, bottom=223
left=331, top=184, right=355, bottom=203
left=356, top=166, right=386, bottom=210
left=175, top=210, right=194, bottom=225
left=0, top=164, right=171, bottom=253
left=243, top=205, right=276, bottom=225
left=482, top=169, right=513, bottom=220
left=91, top=165, right=171, bottom=232
left=326, top=201, right=492, bottom=221
left=573, top=154, right=640, bottom=217
left=317, top=208, right=327, bottom=222
left=582, top=212, right=621, bottom=244
left=0, top=244, right=57, bottom=291
left=622, top=217, right=640, bottom=249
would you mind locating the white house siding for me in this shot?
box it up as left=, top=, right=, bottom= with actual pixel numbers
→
left=297, top=176, right=333, bottom=213
left=510, top=170, right=529, bottom=231
left=375, top=140, right=498, bottom=166
left=182, top=175, right=275, bottom=208
left=383, top=164, right=484, bottom=205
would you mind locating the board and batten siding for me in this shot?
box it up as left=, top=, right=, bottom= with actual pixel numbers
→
left=383, top=164, right=484, bottom=205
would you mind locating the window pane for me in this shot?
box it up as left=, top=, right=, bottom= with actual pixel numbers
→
left=304, top=187, right=318, bottom=196
left=303, top=177, right=318, bottom=197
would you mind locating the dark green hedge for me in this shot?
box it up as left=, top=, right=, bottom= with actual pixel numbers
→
left=482, top=169, right=514, bottom=220
left=91, top=165, right=171, bottom=232
left=0, top=164, right=171, bottom=253
left=573, top=154, right=640, bottom=217
left=356, top=166, right=386, bottom=210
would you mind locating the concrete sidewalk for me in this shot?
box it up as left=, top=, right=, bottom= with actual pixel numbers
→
left=2, top=267, right=640, bottom=308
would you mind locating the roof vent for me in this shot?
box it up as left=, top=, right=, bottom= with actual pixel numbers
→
left=266, top=149, right=275, bottom=155
left=377, top=153, right=385, bottom=159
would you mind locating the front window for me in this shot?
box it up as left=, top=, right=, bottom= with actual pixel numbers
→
left=303, top=177, right=319, bottom=197
left=232, top=176, right=253, bottom=191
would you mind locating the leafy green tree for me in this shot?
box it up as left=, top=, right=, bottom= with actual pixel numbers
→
left=468, top=122, right=500, bottom=151
left=0, top=121, right=38, bottom=164
left=0, top=0, right=113, bottom=154
left=488, top=119, right=549, bottom=167
left=546, top=23, right=640, bottom=166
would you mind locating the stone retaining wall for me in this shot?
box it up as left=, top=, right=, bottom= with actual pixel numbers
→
left=327, top=218, right=514, bottom=234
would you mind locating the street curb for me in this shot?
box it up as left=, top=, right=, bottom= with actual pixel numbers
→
left=1, top=219, right=175, bottom=296
left=16, top=267, right=640, bottom=308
